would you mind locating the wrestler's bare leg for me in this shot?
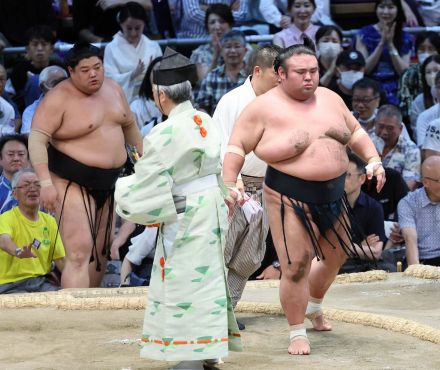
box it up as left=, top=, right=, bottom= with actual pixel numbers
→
left=264, top=186, right=317, bottom=355
left=308, top=215, right=350, bottom=331
left=53, top=174, right=108, bottom=288
left=87, top=201, right=112, bottom=287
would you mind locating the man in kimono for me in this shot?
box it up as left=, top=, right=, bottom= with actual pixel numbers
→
left=115, top=47, right=242, bottom=370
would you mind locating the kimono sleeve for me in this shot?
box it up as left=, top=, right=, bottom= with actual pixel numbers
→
left=115, top=136, right=177, bottom=225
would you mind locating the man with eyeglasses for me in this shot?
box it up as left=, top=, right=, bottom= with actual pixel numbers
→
left=339, top=152, right=387, bottom=273
left=370, top=104, right=421, bottom=190
left=351, top=77, right=381, bottom=131
left=0, top=169, right=65, bottom=294
left=398, top=156, right=440, bottom=267
left=0, top=134, right=29, bottom=214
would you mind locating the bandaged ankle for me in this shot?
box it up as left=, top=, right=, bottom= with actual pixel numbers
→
left=289, top=323, right=307, bottom=341
left=306, top=297, right=323, bottom=316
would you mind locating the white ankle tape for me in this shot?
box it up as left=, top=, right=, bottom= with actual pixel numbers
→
left=289, top=324, right=307, bottom=341
left=306, top=298, right=322, bottom=315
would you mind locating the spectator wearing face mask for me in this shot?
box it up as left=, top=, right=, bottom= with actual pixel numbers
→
left=329, top=50, right=366, bottom=108
left=316, top=25, right=343, bottom=88
left=398, top=32, right=440, bottom=126
left=409, top=55, right=440, bottom=140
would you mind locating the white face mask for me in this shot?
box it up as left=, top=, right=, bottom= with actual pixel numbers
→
left=418, top=52, right=431, bottom=65
left=318, top=42, right=341, bottom=59
left=340, top=70, right=364, bottom=90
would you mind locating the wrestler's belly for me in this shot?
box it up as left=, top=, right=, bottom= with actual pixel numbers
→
left=256, top=138, right=349, bottom=181
left=52, top=134, right=127, bottom=169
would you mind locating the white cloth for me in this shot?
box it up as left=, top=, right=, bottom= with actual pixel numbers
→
left=415, top=103, right=440, bottom=145
left=213, top=76, right=267, bottom=178
left=104, top=32, right=162, bottom=103
left=422, top=117, right=440, bottom=152
left=416, top=0, right=440, bottom=27
left=126, top=227, right=157, bottom=266
left=130, top=96, right=162, bottom=135
left=0, top=96, right=15, bottom=136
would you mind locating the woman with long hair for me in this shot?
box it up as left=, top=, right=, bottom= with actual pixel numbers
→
left=356, top=0, right=412, bottom=105
left=410, top=55, right=440, bottom=142
left=104, top=2, right=162, bottom=103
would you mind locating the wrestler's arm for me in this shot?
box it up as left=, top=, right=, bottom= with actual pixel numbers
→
left=222, top=100, right=265, bottom=184
left=344, top=107, right=386, bottom=192
left=117, top=84, right=143, bottom=156
left=29, top=89, right=64, bottom=192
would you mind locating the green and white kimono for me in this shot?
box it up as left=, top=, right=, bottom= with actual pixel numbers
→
left=115, top=100, right=242, bottom=361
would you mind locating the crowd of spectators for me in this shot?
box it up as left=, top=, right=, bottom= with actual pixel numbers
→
left=0, top=0, right=440, bottom=293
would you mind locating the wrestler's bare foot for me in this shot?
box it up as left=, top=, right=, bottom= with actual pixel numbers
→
left=288, top=336, right=310, bottom=355
left=309, top=314, right=332, bottom=331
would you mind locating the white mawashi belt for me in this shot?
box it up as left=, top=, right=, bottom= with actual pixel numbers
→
left=172, top=174, right=218, bottom=196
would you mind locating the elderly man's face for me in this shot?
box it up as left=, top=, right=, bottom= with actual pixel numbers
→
left=375, top=114, right=402, bottom=146
left=12, top=172, right=41, bottom=208
left=220, top=38, right=246, bottom=66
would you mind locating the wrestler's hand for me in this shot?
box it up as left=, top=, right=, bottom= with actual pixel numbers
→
left=40, top=184, right=58, bottom=214
left=256, top=265, right=281, bottom=280
left=225, top=188, right=239, bottom=216
left=365, top=161, right=386, bottom=193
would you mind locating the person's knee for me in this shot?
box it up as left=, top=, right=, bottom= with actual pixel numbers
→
left=284, top=251, right=313, bottom=282
left=65, top=248, right=91, bottom=269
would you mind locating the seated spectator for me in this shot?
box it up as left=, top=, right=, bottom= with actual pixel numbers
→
left=316, top=25, right=343, bottom=87
left=103, top=1, right=162, bottom=103
left=72, top=0, right=153, bottom=43
left=422, top=118, right=440, bottom=160
left=398, top=31, right=440, bottom=126
left=0, top=94, right=15, bottom=136
left=351, top=77, right=382, bottom=130
left=9, top=26, right=56, bottom=113
left=409, top=55, right=440, bottom=136
left=415, top=71, right=440, bottom=146
left=355, top=0, right=412, bottom=105
left=130, top=57, right=163, bottom=137
left=190, top=3, right=234, bottom=82
left=273, top=0, right=319, bottom=48
left=0, top=134, right=29, bottom=213
left=0, top=64, right=20, bottom=133
left=398, top=156, right=440, bottom=267
left=196, top=30, right=247, bottom=115
left=339, top=152, right=387, bottom=273
left=0, top=169, right=65, bottom=294
left=175, top=0, right=247, bottom=39
left=330, top=50, right=366, bottom=108
left=362, top=167, right=409, bottom=222
left=254, top=0, right=333, bottom=32
left=370, top=104, right=421, bottom=190
left=21, top=66, right=68, bottom=135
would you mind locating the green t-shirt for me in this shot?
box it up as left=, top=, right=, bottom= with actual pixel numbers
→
left=0, top=207, right=65, bottom=284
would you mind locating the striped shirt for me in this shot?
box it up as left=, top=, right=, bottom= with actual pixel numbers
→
left=398, top=187, right=440, bottom=260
